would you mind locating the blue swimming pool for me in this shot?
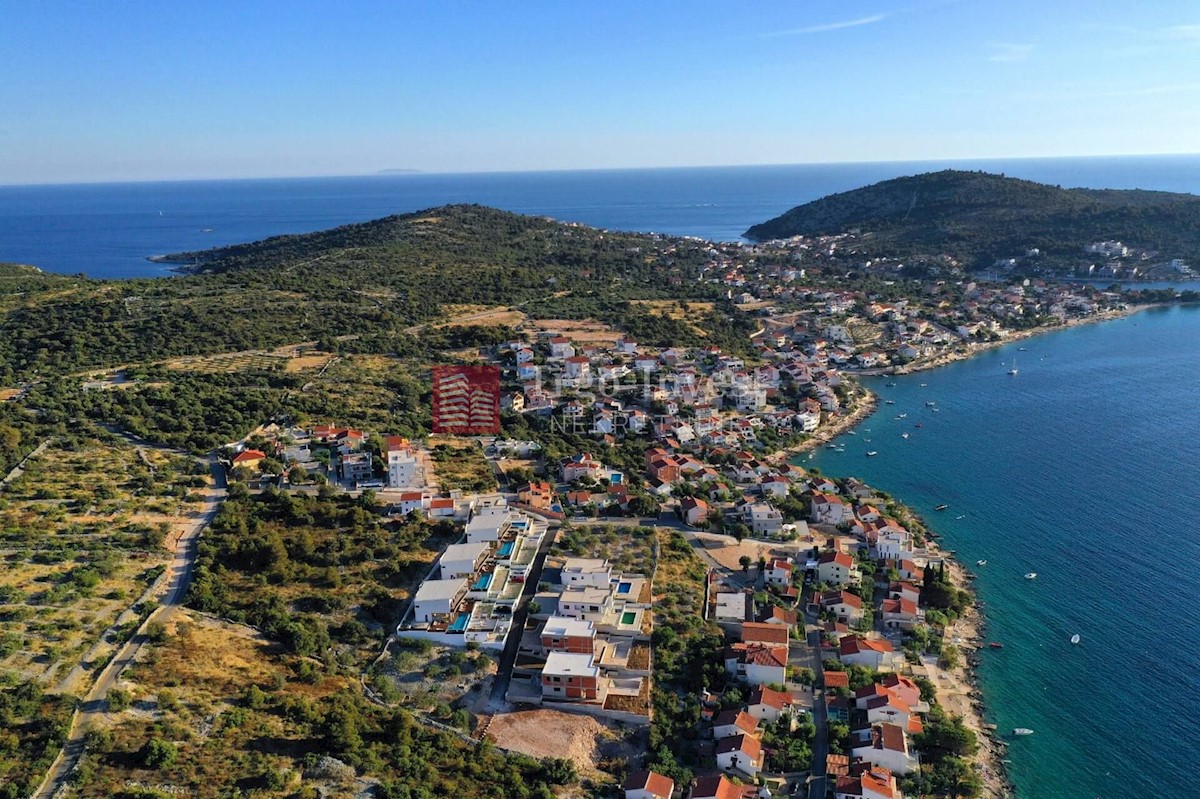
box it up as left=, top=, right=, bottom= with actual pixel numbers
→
left=617, top=581, right=632, bottom=594
left=497, top=541, right=515, bottom=557
left=447, top=614, right=469, bottom=632
left=472, top=573, right=493, bottom=591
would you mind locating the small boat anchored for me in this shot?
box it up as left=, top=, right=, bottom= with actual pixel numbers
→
left=885, top=399, right=896, bottom=405
left=934, top=504, right=949, bottom=511
left=866, top=451, right=878, bottom=457
left=901, top=432, right=909, bottom=439
left=976, top=559, right=987, bottom=566
left=1024, top=572, right=1038, bottom=580
left=895, top=413, right=907, bottom=419
left=989, top=642, right=1004, bottom=649
left=1013, top=728, right=1034, bottom=736
left=1070, top=634, right=1081, bottom=645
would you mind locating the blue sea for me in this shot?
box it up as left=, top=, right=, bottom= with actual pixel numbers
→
left=2, top=154, right=1200, bottom=279
left=3, top=155, right=1200, bottom=798
left=809, top=303, right=1200, bottom=799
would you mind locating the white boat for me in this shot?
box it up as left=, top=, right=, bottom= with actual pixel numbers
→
left=866, top=451, right=878, bottom=457
left=976, top=559, right=987, bottom=566
left=885, top=400, right=896, bottom=405
left=896, top=413, right=907, bottom=419
left=1024, top=572, right=1037, bottom=580
left=920, top=383, right=927, bottom=387
left=925, top=401, right=937, bottom=407
left=901, top=432, right=909, bottom=439
left=1070, top=634, right=1080, bottom=644
left=846, top=430, right=856, bottom=435
left=1013, top=728, right=1034, bottom=736
left=1008, top=357, right=1018, bottom=375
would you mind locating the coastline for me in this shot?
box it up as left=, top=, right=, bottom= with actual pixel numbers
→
left=926, top=549, right=1014, bottom=798
left=763, top=312, right=1161, bottom=796
left=765, top=389, right=879, bottom=466
left=879, top=306, right=1141, bottom=377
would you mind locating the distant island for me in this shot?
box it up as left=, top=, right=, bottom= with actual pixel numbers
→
left=745, top=170, right=1200, bottom=281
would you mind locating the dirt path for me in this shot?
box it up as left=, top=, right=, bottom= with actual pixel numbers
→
left=28, top=456, right=226, bottom=799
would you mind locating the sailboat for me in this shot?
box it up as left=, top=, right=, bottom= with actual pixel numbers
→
left=1007, top=357, right=1019, bottom=375
left=1070, top=634, right=1081, bottom=645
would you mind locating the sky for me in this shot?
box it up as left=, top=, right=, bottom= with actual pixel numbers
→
left=2, top=0, right=1199, bottom=184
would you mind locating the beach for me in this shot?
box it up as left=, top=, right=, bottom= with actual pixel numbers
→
left=928, top=556, right=1014, bottom=798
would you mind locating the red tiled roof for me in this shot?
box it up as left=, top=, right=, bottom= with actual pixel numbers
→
left=691, top=774, right=741, bottom=799
left=232, top=449, right=265, bottom=464
left=748, top=685, right=793, bottom=711
left=823, top=670, right=850, bottom=689
left=623, top=769, right=674, bottom=798
left=715, top=733, right=762, bottom=761
left=712, top=709, right=759, bottom=734
left=730, top=642, right=787, bottom=668
left=741, top=622, right=789, bottom=645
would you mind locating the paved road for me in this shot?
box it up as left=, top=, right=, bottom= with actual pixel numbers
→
left=29, top=457, right=226, bottom=799
left=806, top=619, right=830, bottom=799
left=487, top=521, right=559, bottom=709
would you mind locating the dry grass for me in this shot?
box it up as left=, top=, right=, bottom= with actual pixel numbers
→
left=0, top=440, right=205, bottom=682
left=488, top=708, right=616, bottom=776
left=0, top=388, right=21, bottom=401
left=526, top=317, right=623, bottom=343
left=283, top=353, right=334, bottom=372
left=630, top=300, right=715, bottom=337
left=688, top=532, right=813, bottom=572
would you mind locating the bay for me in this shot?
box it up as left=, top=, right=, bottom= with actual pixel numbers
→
left=808, top=303, right=1200, bottom=798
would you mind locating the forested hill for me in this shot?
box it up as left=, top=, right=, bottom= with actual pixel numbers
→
left=0, top=206, right=738, bottom=380
left=744, top=170, right=1200, bottom=268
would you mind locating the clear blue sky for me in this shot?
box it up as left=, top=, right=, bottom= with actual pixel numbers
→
left=2, top=1, right=1198, bottom=183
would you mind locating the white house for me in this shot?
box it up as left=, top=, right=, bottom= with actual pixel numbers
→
left=818, top=551, right=860, bottom=588
left=745, top=685, right=796, bottom=724
left=561, top=557, right=612, bottom=587
left=439, top=542, right=489, bottom=580
left=725, top=642, right=788, bottom=686
left=712, top=709, right=759, bottom=740
left=743, top=502, right=784, bottom=537
left=810, top=491, right=851, bottom=526
left=411, top=578, right=468, bottom=624
left=850, top=723, right=918, bottom=775
left=715, top=733, right=763, bottom=777
left=623, top=770, right=674, bottom=799
left=839, top=636, right=901, bottom=670
left=766, top=558, right=794, bottom=588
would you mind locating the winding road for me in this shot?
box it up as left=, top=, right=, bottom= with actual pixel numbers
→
left=28, top=457, right=226, bottom=799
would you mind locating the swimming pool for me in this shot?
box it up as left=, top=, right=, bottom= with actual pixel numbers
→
left=616, top=581, right=632, bottom=594
left=472, top=573, right=493, bottom=591
left=620, top=611, right=637, bottom=625
left=448, top=614, right=469, bottom=633
left=497, top=541, right=515, bottom=557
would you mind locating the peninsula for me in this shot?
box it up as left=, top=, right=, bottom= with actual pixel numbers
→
left=746, top=170, right=1200, bottom=281
left=2, top=180, right=1194, bottom=798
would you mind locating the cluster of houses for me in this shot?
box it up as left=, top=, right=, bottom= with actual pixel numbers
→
left=398, top=505, right=544, bottom=649
left=506, top=556, right=654, bottom=721
left=499, top=326, right=843, bottom=452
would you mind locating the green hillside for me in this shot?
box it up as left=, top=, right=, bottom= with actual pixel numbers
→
left=744, top=170, right=1200, bottom=269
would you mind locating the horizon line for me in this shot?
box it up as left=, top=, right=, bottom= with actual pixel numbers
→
left=3, top=151, right=1199, bottom=189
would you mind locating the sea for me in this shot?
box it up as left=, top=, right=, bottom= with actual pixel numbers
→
left=2, top=154, right=1200, bottom=279
left=3, top=154, right=1200, bottom=798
